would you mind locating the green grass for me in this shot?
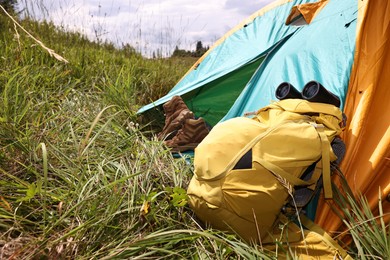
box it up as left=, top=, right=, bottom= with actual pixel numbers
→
left=0, top=14, right=272, bottom=259
left=0, top=11, right=388, bottom=259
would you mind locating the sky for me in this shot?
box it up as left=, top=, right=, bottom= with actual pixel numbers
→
left=17, top=0, right=273, bottom=57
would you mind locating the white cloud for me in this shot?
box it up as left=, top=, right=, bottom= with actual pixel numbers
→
left=17, top=0, right=272, bottom=57
left=225, top=0, right=272, bottom=14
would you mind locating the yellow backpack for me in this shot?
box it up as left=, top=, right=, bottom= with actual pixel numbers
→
left=187, top=99, right=348, bottom=257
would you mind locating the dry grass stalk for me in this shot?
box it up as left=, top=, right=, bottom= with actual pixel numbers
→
left=0, top=5, right=69, bottom=63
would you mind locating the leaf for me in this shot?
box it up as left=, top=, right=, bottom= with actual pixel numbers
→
left=170, top=187, right=188, bottom=207
left=16, top=181, right=42, bottom=202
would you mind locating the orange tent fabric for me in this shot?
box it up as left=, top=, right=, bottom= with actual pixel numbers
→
left=316, top=0, right=390, bottom=230
left=285, top=0, right=329, bottom=25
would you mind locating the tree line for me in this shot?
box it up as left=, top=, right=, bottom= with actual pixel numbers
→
left=171, top=41, right=209, bottom=58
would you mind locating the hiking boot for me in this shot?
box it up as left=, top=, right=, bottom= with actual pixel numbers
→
left=162, top=95, right=188, bottom=116
left=158, top=109, right=194, bottom=140
left=165, top=117, right=210, bottom=152
left=158, top=96, right=193, bottom=140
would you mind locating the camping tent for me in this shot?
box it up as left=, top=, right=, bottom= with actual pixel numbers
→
left=138, top=0, right=390, bottom=232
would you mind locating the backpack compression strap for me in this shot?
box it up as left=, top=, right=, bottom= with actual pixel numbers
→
left=311, top=123, right=332, bottom=199
left=255, top=158, right=315, bottom=187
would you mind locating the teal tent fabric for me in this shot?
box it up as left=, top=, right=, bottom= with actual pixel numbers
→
left=137, top=0, right=300, bottom=120
left=138, top=0, right=358, bottom=128
left=222, top=0, right=357, bottom=121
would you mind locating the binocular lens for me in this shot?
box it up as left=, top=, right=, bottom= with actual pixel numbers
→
left=275, top=82, right=302, bottom=100
left=302, top=81, right=341, bottom=107
left=301, top=82, right=319, bottom=99
left=275, top=82, right=290, bottom=99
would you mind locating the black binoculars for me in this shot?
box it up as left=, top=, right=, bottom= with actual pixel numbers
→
left=275, top=81, right=341, bottom=107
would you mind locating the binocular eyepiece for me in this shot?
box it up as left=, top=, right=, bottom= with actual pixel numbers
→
left=275, top=81, right=341, bottom=107
left=275, top=82, right=302, bottom=100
